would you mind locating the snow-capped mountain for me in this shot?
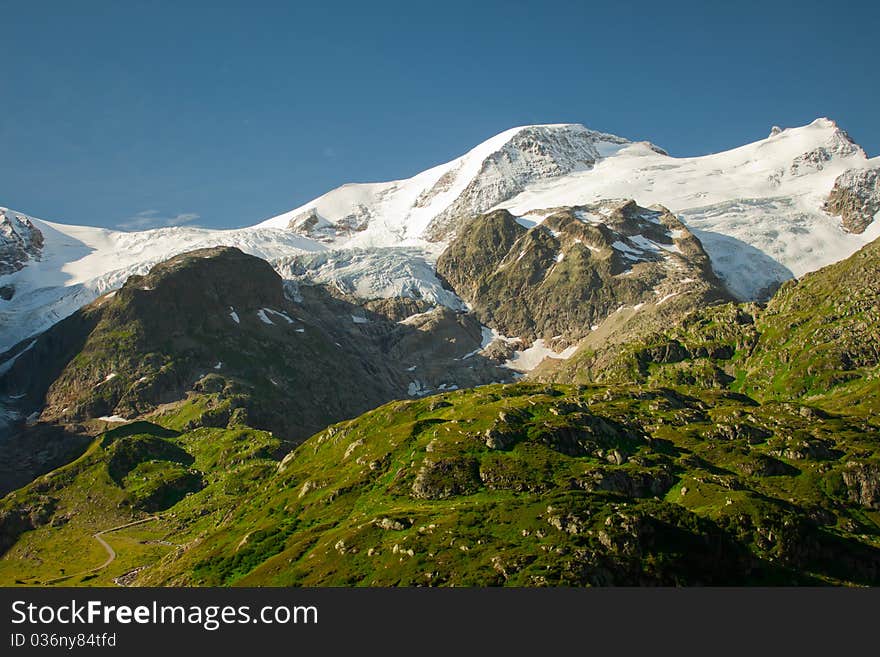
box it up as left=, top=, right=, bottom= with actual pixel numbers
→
left=258, top=124, right=643, bottom=244
left=261, top=117, right=880, bottom=299
left=1, top=118, right=878, bottom=354
left=497, top=118, right=880, bottom=299
left=0, top=215, right=331, bottom=353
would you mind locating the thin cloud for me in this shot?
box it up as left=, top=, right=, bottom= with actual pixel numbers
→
left=118, top=210, right=201, bottom=231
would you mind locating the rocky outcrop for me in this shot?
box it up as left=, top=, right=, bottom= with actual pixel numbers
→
left=789, top=123, right=862, bottom=176
left=842, top=462, right=880, bottom=510
left=0, top=209, right=43, bottom=275
left=411, top=457, right=481, bottom=499
left=436, top=200, right=731, bottom=349
left=824, top=167, right=880, bottom=234
left=0, top=494, right=55, bottom=553
left=286, top=206, right=372, bottom=242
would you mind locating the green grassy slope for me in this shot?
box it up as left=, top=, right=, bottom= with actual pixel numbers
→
left=4, top=379, right=877, bottom=586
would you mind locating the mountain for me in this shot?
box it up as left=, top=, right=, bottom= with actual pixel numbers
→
left=2, top=238, right=878, bottom=586
left=0, top=247, right=511, bottom=492
left=257, top=124, right=646, bottom=244
left=435, top=199, right=730, bottom=355
left=2, top=118, right=877, bottom=355
left=1, top=196, right=742, bottom=447
left=1, top=117, right=879, bottom=587
left=262, top=117, right=879, bottom=300
left=540, top=231, right=880, bottom=416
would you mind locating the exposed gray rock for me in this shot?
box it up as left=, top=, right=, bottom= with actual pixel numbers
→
left=287, top=205, right=374, bottom=242
left=824, top=167, right=880, bottom=234
left=411, top=457, right=481, bottom=499
left=0, top=210, right=43, bottom=275
left=436, top=199, right=731, bottom=349
left=738, top=454, right=799, bottom=477
left=575, top=466, right=676, bottom=498
left=842, top=462, right=880, bottom=509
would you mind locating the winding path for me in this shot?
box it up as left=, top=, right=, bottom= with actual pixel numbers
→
left=42, top=516, right=159, bottom=585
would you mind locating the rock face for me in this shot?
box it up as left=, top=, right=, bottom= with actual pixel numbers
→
left=0, top=209, right=43, bottom=276
left=0, top=494, right=55, bottom=554
left=843, top=463, right=880, bottom=510
left=824, top=167, right=880, bottom=234
left=436, top=200, right=730, bottom=348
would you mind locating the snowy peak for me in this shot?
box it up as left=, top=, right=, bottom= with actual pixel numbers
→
left=420, top=124, right=652, bottom=241
left=259, top=123, right=649, bottom=246
left=497, top=117, right=878, bottom=300
left=766, top=117, right=865, bottom=177
left=259, top=117, right=874, bottom=273
left=2, top=116, right=878, bottom=358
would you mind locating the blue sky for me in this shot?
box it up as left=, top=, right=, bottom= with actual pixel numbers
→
left=1, top=0, right=877, bottom=230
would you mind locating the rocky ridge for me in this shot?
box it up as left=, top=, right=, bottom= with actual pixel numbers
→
left=0, top=246, right=512, bottom=493
left=0, top=209, right=43, bottom=279
left=436, top=199, right=730, bottom=355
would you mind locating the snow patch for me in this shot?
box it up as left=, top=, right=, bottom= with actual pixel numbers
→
left=98, top=415, right=128, bottom=423
left=408, top=380, right=432, bottom=397
left=264, top=308, right=295, bottom=324
left=99, top=372, right=117, bottom=384
left=504, top=339, right=577, bottom=372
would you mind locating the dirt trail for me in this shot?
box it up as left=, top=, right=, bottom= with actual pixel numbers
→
left=42, top=516, right=159, bottom=585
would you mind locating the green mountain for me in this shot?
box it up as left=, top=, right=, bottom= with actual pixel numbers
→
left=542, top=233, right=880, bottom=420
left=1, top=237, right=878, bottom=586
left=0, top=246, right=510, bottom=493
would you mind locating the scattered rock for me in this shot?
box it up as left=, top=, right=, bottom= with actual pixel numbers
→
left=842, top=462, right=880, bottom=509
